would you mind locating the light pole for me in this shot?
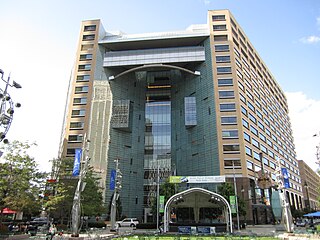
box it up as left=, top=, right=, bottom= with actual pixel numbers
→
left=232, top=160, right=240, bottom=231
left=71, top=134, right=90, bottom=237
left=110, top=159, right=122, bottom=231
left=0, top=69, right=22, bottom=143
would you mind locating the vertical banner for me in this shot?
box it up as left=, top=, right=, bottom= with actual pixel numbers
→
left=159, top=195, right=165, bottom=213
left=110, top=169, right=116, bottom=190
left=72, top=149, right=82, bottom=176
left=229, top=196, right=237, bottom=213
left=281, top=168, right=290, bottom=188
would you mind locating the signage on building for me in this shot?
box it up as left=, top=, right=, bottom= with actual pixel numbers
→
left=169, top=175, right=226, bottom=184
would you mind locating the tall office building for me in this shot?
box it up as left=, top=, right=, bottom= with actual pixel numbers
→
left=59, top=10, right=303, bottom=224
left=298, top=160, right=320, bottom=211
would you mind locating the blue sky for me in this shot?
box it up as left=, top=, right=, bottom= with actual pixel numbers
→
left=0, top=0, right=319, bottom=172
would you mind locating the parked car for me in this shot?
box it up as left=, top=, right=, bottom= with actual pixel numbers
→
left=116, top=218, right=139, bottom=228
left=295, top=219, right=307, bottom=227
left=30, top=217, right=49, bottom=226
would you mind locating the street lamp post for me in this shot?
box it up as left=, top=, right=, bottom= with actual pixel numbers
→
left=71, top=135, right=90, bottom=237
left=110, top=159, right=122, bottom=231
left=0, top=69, right=22, bottom=142
left=232, top=160, right=240, bottom=231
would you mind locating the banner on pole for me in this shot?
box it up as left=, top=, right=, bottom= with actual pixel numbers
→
left=281, top=168, right=290, bottom=188
left=159, top=195, right=165, bottom=213
left=230, top=196, right=237, bottom=214
left=72, top=149, right=82, bottom=176
left=110, top=169, right=116, bottom=190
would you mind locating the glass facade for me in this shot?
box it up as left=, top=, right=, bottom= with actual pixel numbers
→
left=143, top=72, right=172, bottom=207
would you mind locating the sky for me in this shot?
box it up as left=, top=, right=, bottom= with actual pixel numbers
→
left=0, top=0, right=319, bottom=172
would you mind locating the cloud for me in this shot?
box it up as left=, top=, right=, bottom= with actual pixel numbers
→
left=300, top=35, right=320, bottom=44
left=286, top=92, right=320, bottom=171
left=201, top=0, right=211, bottom=5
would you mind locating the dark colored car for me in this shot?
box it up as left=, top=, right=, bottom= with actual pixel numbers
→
left=30, top=217, right=49, bottom=226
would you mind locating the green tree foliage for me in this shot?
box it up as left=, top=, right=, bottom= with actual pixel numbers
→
left=45, top=158, right=106, bottom=222
left=217, top=182, right=246, bottom=218
left=0, top=140, right=45, bottom=223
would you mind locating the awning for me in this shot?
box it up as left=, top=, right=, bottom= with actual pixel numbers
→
left=303, top=211, right=320, bottom=217
left=1, top=208, right=16, bottom=214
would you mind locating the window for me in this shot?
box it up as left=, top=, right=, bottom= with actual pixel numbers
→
left=222, top=130, right=238, bottom=139
left=82, top=34, right=95, bottom=41
left=81, top=44, right=94, bottom=51
left=250, top=125, right=258, bottom=136
left=67, top=148, right=76, bottom=156
left=253, top=151, right=260, bottom=160
left=252, top=138, right=259, bottom=148
left=259, top=133, right=266, bottom=142
left=217, top=67, right=232, bottom=74
left=218, top=78, right=233, bottom=86
left=215, top=45, right=229, bottom=52
left=269, top=161, right=276, bottom=169
left=212, top=15, right=226, bottom=21
left=80, top=54, right=93, bottom=60
left=71, top=109, right=85, bottom=117
left=214, top=35, right=228, bottom=41
left=213, top=25, right=227, bottom=31
left=68, top=134, right=83, bottom=142
left=244, top=132, right=250, bottom=142
left=73, top=97, right=87, bottom=105
left=258, top=121, right=264, bottom=130
left=224, top=159, right=241, bottom=168
left=220, top=103, right=236, bottom=111
left=260, top=145, right=267, bottom=153
left=241, top=106, right=247, bottom=115
left=84, top=25, right=96, bottom=31
left=216, top=55, right=230, bottom=63
left=245, top=146, right=252, bottom=156
left=247, top=101, right=255, bottom=112
left=75, top=86, right=89, bottom=93
left=76, top=75, right=90, bottom=82
left=70, top=122, right=84, bottom=129
left=248, top=113, right=256, bottom=123
left=239, top=93, right=246, bottom=103
left=223, top=144, right=240, bottom=153
left=219, top=90, right=234, bottom=99
left=247, top=160, right=253, bottom=170
left=221, top=116, right=237, bottom=124
left=242, top=118, right=249, bottom=128
left=78, top=64, right=91, bottom=71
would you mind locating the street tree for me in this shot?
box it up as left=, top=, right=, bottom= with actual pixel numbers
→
left=217, top=182, right=246, bottom=218
left=45, top=158, right=106, bottom=223
left=0, top=140, right=45, bottom=224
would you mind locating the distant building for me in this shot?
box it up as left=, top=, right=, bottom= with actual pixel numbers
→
left=298, top=160, right=320, bottom=211
left=59, top=10, right=303, bottom=224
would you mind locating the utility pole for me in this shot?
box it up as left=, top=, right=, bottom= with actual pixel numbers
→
left=71, top=134, right=90, bottom=237
left=110, top=159, right=122, bottom=231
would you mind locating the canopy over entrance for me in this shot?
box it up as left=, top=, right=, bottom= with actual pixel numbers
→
left=163, top=187, right=233, bottom=233
left=1, top=208, right=16, bottom=214
left=304, top=211, right=320, bottom=218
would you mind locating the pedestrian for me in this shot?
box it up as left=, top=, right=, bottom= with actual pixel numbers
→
left=47, top=224, right=57, bottom=240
